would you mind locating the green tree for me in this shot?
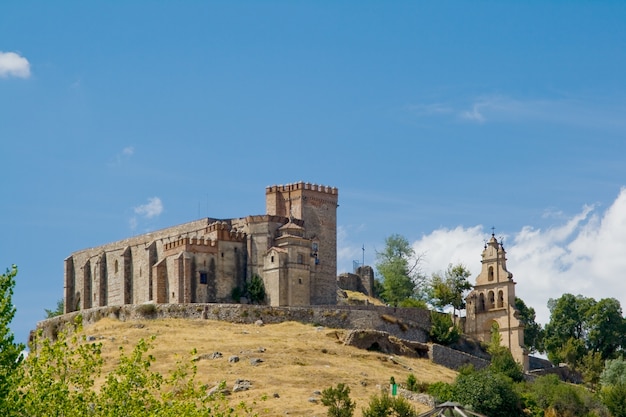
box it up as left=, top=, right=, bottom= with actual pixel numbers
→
left=246, top=274, right=266, bottom=304
left=514, top=297, right=544, bottom=353
left=375, top=234, right=424, bottom=306
left=544, top=294, right=594, bottom=366
left=585, top=297, right=626, bottom=360
left=451, top=369, right=523, bottom=417
left=430, top=263, right=472, bottom=320
left=429, top=311, right=460, bottom=345
left=321, top=383, right=356, bottom=417
left=487, top=323, right=523, bottom=382
left=44, top=298, right=65, bottom=318
left=0, top=265, right=24, bottom=415
left=544, top=294, right=625, bottom=371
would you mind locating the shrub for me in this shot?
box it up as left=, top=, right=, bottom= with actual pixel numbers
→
left=452, top=369, right=523, bottom=417
left=427, top=381, right=453, bottom=404
left=136, top=303, right=157, bottom=316
left=321, top=383, right=356, bottom=417
left=362, top=391, right=417, bottom=417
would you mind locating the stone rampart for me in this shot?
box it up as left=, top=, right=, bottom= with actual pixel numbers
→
left=36, top=304, right=431, bottom=343
left=429, top=344, right=490, bottom=371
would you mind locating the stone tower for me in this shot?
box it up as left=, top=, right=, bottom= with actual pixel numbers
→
left=465, top=234, right=528, bottom=371
left=265, top=182, right=338, bottom=304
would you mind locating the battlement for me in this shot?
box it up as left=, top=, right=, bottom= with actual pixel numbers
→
left=266, top=181, right=338, bottom=196
left=206, top=221, right=246, bottom=242
left=164, top=236, right=217, bottom=256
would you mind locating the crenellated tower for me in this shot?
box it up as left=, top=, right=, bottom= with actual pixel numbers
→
left=265, top=182, right=338, bottom=304
left=465, top=233, right=528, bottom=371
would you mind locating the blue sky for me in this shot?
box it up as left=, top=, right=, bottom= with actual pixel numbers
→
left=2, top=1, right=626, bottom=346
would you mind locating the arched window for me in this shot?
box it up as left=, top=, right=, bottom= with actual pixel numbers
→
left=479, top=293, right=486, bottom=312
left=488, top=291, right=495, bottom=309
left=488, top=266, right=494, bottom=281
left=498, top=290, right=504, bottom=308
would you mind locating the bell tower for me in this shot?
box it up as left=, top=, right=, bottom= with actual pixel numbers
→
left=465, top=233, right=528, bottom=371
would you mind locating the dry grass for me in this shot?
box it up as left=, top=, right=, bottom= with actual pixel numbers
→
left=83, top=318, right=457, bottom=416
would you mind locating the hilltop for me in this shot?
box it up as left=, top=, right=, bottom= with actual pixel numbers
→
left=80, top=317, right=457, bottom=416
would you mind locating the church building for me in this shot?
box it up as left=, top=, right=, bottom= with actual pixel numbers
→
left=465, top=234, right=529, bottom=371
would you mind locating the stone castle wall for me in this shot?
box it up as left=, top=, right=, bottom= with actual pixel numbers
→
left=37, top=304, right=432, bottom=344
left=65, top=182, right=340, bottom=314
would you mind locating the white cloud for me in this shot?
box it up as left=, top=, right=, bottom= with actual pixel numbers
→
left=0, top=51, right=31, bottom=78
left=460, top=104, right=486, bottom=123
left=411, top=94, right=626, bottom=131
left=111, top=146, right=135, bottom=166
left=134, top=197, right=163, bottom=219
left=406, top=188, right=626, bottom=326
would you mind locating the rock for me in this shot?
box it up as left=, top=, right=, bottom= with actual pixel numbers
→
left=233, top=379, right=252, bottom=392
left=87, top=335, right=96, bottom=341
left=250, top=358, right=264, bottom=366
left=308, top=397, right=318, bottom=403
left=312, top=390, right=321, bottom=396
left=193, top=352, right=223, bottom=362
left=273, top=392, right=280, bottom=398
left=255, top=319, right=264, bottom=326
left=228, top=355, right=240, bottom=363
left=207, top=384, right=231, bottom=397
left=257, top=347, right=266, bottom=353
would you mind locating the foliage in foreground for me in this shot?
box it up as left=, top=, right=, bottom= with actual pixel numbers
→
left=10, top=320, right=255, bottom=417
left=0, top=265, right=24, bottom=413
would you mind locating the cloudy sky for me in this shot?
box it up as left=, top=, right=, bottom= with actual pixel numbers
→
left=2, top=2, right=626, bottom=345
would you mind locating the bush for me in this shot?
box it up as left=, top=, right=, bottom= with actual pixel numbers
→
left=427, top=381, right=453, bottom=404
left=321, top=383, right=356, bottom=417
left=452, top=369, right=523, bottom=417
left=136, top=303, right=157, bottom=316
left=601, top=383, right=626, bottom=417
left=362, top=391, right=417, bottom=417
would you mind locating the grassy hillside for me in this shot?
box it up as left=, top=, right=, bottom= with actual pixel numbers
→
left=83, top=317, right=457, bottom=416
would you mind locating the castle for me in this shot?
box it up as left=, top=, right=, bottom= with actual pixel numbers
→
left=63, top=182, right=528, bottom=369
left=64, top=182, right=338, bottom=313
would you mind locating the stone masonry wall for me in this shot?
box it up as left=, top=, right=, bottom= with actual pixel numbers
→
left=36, top=304, right=432, bottom=344
left=429, top=344, right=490, bottom=371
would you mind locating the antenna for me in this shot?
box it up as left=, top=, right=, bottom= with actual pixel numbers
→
left=362, top=244, right=365, bottom=268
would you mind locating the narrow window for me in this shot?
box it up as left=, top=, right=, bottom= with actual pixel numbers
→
left=200, top=272, right=208, bottom=284
left=498, top=290, right=504, bottom=308
left=488, top=266, right=494, bottom=281
left=488, top=291, right=495, bottom=309
left=114, top=260, right=119, bottom=273
left=297, top=253, right=304, bottom=264
left=271, top=255, right=274, bottom=263
left=298, top=278, right=302, bottom=284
